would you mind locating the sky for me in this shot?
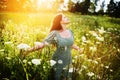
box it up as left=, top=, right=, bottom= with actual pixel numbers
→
left=64, top=0, right=120, bottom=12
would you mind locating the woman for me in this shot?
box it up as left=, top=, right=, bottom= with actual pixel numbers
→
left=24, top=13, right=82, bottom=80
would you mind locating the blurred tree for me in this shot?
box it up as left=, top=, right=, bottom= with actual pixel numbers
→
left=93, top=0, right=99, bottom=13
left=74, top=0, right=91, bottom=14
left=0, top=0, right=7, bottom=11
left=3, top=0, right=26, bottom=12
left=67, top=0, right=100, bottom=14
left=97, top=0, right=105, bottom=15
left=67, top=0, right=75, bottom=12
left=107, top=0, right=116, bottom=15
left=115, top=2, right=120, bottom=18
left=83, top=0, right=91, bottom=14
left=74, top=1, right=81, bottom=12
left=88, top=2, right=95, bottom=13
left=107, top=0, right=120, bottom=18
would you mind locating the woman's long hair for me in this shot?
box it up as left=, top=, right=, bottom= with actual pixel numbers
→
left=50, top=13, right=63, bottom=32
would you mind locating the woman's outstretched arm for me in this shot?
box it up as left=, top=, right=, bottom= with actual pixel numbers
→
left=23, top=42, right=45, bottom=55
left=72, top=44, right=83, bottom=53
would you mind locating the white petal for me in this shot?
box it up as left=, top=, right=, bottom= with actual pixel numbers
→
left=69, top=68, right=73, bottom=73
left=31, top=59, right=41, bottom=65
left=58, top=60, right=63, bottom=64
left=17, top=43, right=30, bottom=50
left=87, top=72, right=94, bottom=77
left=50, top=60, right=56, bottom=66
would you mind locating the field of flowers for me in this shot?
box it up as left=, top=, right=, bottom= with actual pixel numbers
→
left=0, top=12, right=120, bottom=80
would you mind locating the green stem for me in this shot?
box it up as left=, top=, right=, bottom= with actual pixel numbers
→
left=19, top=58, right=29, bottom=80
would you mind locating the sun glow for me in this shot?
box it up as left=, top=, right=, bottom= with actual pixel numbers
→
left=36, top=0, right=55, bottom=9
left=37, top=0, right=46, bottom=6
left=4, top=0, right=65, bottom=12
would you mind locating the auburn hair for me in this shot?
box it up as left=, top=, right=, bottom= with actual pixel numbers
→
left=50, top=13, right=63, bottom=32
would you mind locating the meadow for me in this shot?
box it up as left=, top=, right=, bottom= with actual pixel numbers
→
left=0, top=12, right=120, bottom=80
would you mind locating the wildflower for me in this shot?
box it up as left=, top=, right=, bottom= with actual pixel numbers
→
left=101, top=64, right=104, bottom=67
left=86, top=40, right=91, bottom=44
left=58, top=60, right=63, bottom=64
left=69, top=68, right=73, bottom=73
left=82, top=42, right=86, bottom=46
left=17, top=43, right=30, bottom=50
left=2, top=78, right=9, bottom=80
left=4, top=42, right=13, bottom=44
left=107, top=28, right=113, bottom=31
left=50, top=60, right=56, bottom=66
left=92, top=60, right=98, bottom=64
left=89, top=31, right=98, bottom=37
left=72, top=59, right=75, bottom=63
left=97, top=58, right=101, bottom=60
left=23, top=59, right=27, bottom=63
left=24, top=36, right=29, bottom=39
left=89, top=46, right=97, bottom=52
left=98, top=27, right=106, bottom=34
left=54, top=37, right=57, bottom=41
left=65, top=46, right=67, bottom=51
left=86, top=34, right=89, bottom=36
left=113, top=46, right=116, bottom=49
left=105, top=66, right=109, bottom=69
left=96, top=42, right=100, bottom=44
left=5, top=57, right=11, bottom=60
left=82, top=36, right=87, bottom=43
left=110, top=69, right=113, bottom=72
left=74, top=56, right=78, bottom=59
left=28, top=61, right=32, bottom=65
left=0, top=49, right=4, bottom=52
left=96, top=36, right=104, bottom=41
left=63, top=67, right=67, bottom=70
left=79, top=54, right=85, bottom=57
left=114, top=28, right=117, bottom=31
left=81, top=65, right=87, bottom=69
left=8, top=19, right=12, bottom=23
left=87, top=72, right=94, bottom=77
left=87, top=59, right=92, bottom=62
left=4, top=42, right=14, bottom=47
left=31, top=59, right=41, bottom=65
left=41, top=32, right=46, bottom=35
left=96, top=75, right=101, bottom=79
left=43, top=66, right=46, bottom=69
left=118, top=49, right=120, bottom=52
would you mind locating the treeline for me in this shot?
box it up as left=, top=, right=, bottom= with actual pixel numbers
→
left=67, top=0, right=120, bottom=18
left=0, top=0, right=120, bottom=18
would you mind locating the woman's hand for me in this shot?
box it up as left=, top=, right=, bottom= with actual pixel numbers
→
left=78, top=48, right=83, bottom=54
left=72, top=44, right=83, bottom=54
left=22, top=49, right=30, bottom=56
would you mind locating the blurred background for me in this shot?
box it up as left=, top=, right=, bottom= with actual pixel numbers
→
left=0, top=0, right=120, bottom=18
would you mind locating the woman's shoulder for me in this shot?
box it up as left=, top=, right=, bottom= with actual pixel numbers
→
left=50, top=30, right=57, bottom=33
left=68, top=29, right=73, bottom=34
left=49, top=30, right=58, bottom=36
